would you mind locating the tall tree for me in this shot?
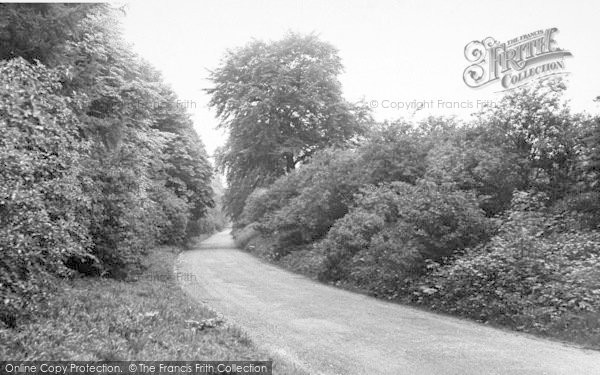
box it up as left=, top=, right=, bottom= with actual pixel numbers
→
left=207, top=33, right=368, bottom=219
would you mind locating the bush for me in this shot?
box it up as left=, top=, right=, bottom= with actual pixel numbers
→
left=238, top=149, right=369, bottom=254
left=239, top=188, right=274, bottom=227
left=87, top=164, right=156, bottom=279
left=277, top=245, right=327, bottom=279
left=425, top=139, right=522, bottom=216
left=347, top=228, right=425, bottom=297
left=316, top=198, right=389, bottom=282
left=409, top=191, right=600, bottom=345
left=551, top=190, right=600, bottom=230
left=318, top=180, right=494, bottom=293
left=233, top=224, right=262, bottom=249
left=264, top=149, right=368, bottom=250
left=152, top=187, right=191, bottom=246
left=238, top=120, right=452, bottom=255
left=358, top=120, right=429, bottom=185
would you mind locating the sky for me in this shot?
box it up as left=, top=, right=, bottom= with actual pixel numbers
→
left=121, top=0, right=600, bottom=157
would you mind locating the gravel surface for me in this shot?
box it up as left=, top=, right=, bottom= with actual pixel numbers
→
left=177, top=230, right=600, bottom=375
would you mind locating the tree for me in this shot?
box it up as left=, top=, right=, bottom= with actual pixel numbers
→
left=474, top=77, right=583, bottom=202
left=0, top=58, right=90, bottom=325
left=207, top=33, right=369, bottom=219
left=582, top=116, right=600, bottom=189
left=0, top=3, right=99, bottom=63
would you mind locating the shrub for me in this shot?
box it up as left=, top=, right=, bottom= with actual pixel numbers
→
left=317, top=197, right=389, bottom=282
left=263, top=149, right=368, bottom=251
left=238, top=120, right=450, bottom=254
left=277, top=244, right=328, bottom=279
left=152, top=187, right=190, bottom=246
left=347, top=229, right=425, bottom=297
left=318, top=180, right=494, bottom=293
left=233, top=224, right=262, bottom=249
left=551, top=190, right=600, bottom=230
left=425, top=140, right=522, bottom=216
left=237, top=163, right=312, bottom=231
left=87, top=163, right=156, bottom=279
left=409, top=191, right=600, bottom=344
left=238, top=149, right=369, bottom=253
left=358, top=120, right=429, bottom=185
left=239, top=188, right=274, bottom=227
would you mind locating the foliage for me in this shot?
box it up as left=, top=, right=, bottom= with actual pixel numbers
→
left=0, top=3, right=99, bottom=63
left=239, top=147, right=372, bottom=252
left=228, top=69, right=599, bottom=348
left=0, top=4, right=217, bottom=326
left=474, top=78, right=584, bottom=202
left=190, top=176, right=229, bottom=237
left=0, top=58, right=91, bottom=326
left=233, top=224, right=263, bottom=250
left=424, top=136, right=522, bottom=216
left=408, top=192, right=600, bottom=346
left=238, top=161, right=317, bottom=230
left=358, top=120, right=430, bottom=185
left=261, top=149, right=369, bottom=251
left=208, top=33, right=369, bottom=220
left=557, top=116, right=600, bottom=229
left=582, top=116, right=600, bottom=188
left=317, top=181, right=494, bottom=289
left=162, top=133, right=214, bottom=223
left=238, top=119, right=446, bottom=252
left=150, top=185, right=190, bottom=247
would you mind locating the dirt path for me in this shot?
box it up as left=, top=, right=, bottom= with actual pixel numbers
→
left=176, top=230, right=600, bottom=375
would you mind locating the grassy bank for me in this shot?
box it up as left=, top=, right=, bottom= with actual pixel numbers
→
left=0, top=242, right=306, bottom=374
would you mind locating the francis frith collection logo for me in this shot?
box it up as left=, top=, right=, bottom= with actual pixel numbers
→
left=463, top=28, right=572, bottom=90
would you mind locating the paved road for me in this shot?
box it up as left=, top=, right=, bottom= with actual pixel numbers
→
left=176, top=230, right=600, bottom=375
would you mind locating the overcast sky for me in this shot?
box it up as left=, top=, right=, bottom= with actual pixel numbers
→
left=121, top=0, right=600, bottom=156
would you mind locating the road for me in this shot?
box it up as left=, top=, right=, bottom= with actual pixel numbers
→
left=176, top=230, right=600, bottom=375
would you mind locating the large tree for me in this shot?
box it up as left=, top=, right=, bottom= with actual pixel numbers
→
left=207, top=33, right=368, bottom=219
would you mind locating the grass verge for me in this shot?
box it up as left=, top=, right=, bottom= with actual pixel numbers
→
left=0, top=243, right=307, bottom=374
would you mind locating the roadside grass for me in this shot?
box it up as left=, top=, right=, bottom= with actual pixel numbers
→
left=0, top=244, right=307, bottom=375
